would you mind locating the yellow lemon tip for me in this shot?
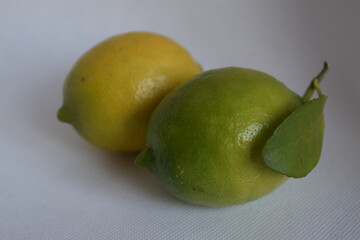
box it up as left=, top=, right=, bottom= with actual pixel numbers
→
left=57, top=107, right=72, bottom=123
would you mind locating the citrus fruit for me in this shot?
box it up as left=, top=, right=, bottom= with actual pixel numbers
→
left=57, top=32, right=202, bottom=152
left=136, top=67, right=304, bottom=207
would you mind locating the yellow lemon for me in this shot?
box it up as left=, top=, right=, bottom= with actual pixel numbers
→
left=58, top=32, right=202, bottom=152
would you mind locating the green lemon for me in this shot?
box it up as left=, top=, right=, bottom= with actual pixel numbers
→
left=136, top=67, right=304, bottom=207
left=57, top=32, right=202, bottom=152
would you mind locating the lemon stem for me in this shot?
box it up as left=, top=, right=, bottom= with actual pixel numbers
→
left=302, top=61, right=329, bottom=102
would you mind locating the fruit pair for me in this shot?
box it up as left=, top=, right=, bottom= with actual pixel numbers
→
left=58, top=32, right=327, bottom=207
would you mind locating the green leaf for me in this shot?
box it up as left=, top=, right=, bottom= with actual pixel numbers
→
left=261, top=96, right=327, bottom=178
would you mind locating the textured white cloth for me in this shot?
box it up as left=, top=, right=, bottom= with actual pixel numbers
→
left=1, top=0, right=360, bottom=239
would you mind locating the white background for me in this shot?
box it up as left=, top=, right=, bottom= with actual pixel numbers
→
left=1, top=0, right=360, bottom=239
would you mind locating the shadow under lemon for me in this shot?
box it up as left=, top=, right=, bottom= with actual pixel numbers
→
left=99, top=150, right=182, bottom=205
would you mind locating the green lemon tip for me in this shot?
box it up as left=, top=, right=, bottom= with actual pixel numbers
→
left=135, top=148, right=155, bottom=173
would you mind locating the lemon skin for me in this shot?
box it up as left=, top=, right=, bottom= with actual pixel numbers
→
left=58, top=32, right=202, bottom=152
left=136, top=67, right=303, bottom=207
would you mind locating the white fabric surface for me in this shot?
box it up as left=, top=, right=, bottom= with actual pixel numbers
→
left=1, top=0, right=360, bottom=239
